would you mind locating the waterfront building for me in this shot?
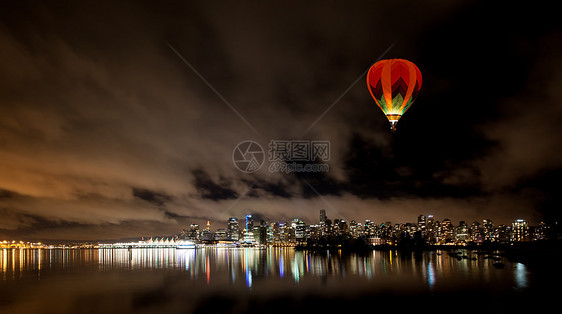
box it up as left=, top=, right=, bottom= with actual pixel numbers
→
left=323, top=219, right=333, bottom=237
left=243, top=214, right=255, bottom=244
left=292, top=219, right=306, bottom=242
left=253, top=225, right=267, bottom=244
left=227, top=218, right=240, bottom=241
left=426, top=215, right=436, bottom=244
left=279, top=222, right=291, bottom=244
left=470, top=221, right=483, bottom=243
left=188, top=224, right=200, bottom=240
left=243, top=229, right=255, bottom=244
left=364, top=220, right=375, bottom=236
left=455, top=221, right=469, bottom=243
left=200, top=228, right=213, bottom=242
left=320, top=209, right=327, bottom=224
left=418, top=215, right=426, bottom=234
left=214, top=229, right=228, bottom=241
left=307, top=224, right=320, bottom=240
left=266, top=223, right=275, bottom=244
left=271, top=222, right=281, bottom=245
left=441, top=219, right=454, bottom=244
left=482, top=219, right=494, bottom=242
left=246, top=214, right=254, bottom=231
left=512, top=219, right=530, bottom=242
left=533, top=221, right=550, bottom=240
left=494, top=225, right=511, bottom=243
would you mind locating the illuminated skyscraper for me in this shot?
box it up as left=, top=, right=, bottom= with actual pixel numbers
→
left=426, top=215, right=435, bottom=244
left=512, top=219, right=529, bottom=242
left=246, top=214, right=253, bottom=231
left=292, top=219, right=306, bottom=242
left=320, top=209, right=327, bottom=224
left=253, top=225, right=266, bottom=244
left=483, top=219, right=494, bottom=242
left=441, top=219, right=454, bottom=243
left=279, top=222, right=289, bottom=244
left=214, top=229, right=228, bottom=241
left=418, top=215, right=426, bottom=233
left=244, top=214, right=255, bottom=244
left=455, top=221, right=469, bottom=243
left=470, top=221, right=483, bottom=243
left=349, top=220, right=359, bottom=238
left=364, top=220, right=375, bottom=236
left=188, top=224, right=200, bottom=240
left=227, top=218, right=240, bottom=241
left=495, top=224, right=511, bottom=243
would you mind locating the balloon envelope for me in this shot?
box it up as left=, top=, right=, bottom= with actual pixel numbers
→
left=366, top=59, right=422, bottom=131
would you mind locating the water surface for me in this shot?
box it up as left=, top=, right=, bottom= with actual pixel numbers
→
left=0, top=248, right=553, bottom=313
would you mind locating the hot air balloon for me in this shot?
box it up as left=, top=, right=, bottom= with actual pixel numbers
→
left=366, top=59, right=422, bottom=131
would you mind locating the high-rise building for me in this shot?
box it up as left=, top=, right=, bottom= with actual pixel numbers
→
left=200, top=228, right=213, bottom=241
left=426, top=215, right=435, bottom=244
left=434, top=220, right=443, bottom=244
left=266, top=223, right=275, bottom=244
left=214, top=229, right=228, bottom=241
left=418, top=215, right=426, bottom=233
left=512, top=219, right=529, bottom=242
left=188, top=224, right=200, bottom=240
left=533, top=221, right=550, bottom=240
left=271, top=222, right=281, bottom=245
left=323, top=219, right=333, bottom=237
left=293, top=219, right=306, bottom=242
left=246, top=214, right=254, bottom=231
left=364, top=220, right=375, bottom=236
left=495, top=224, right=511, bottom=243
left=482, top=219, right=494, bottom=242
left=227, top=218, right=239, bottom=241
left=320, top=209, right=327, bottom=224
left=244, top=214, right=255, bottom=244
left=441, top=219, right=454, bottom=243
left=279, top=222, right=289, bottom=244
left=455, top=221, right=469, bottom=243
left=349, top=220, right=359, bottom=238
left=308, top=224, right=320, bottom=240
left=470, top=221, right=483, bottom=243
left=332, top=219, right=348, bottom=236
left=253, top=225, right=266, bottom=244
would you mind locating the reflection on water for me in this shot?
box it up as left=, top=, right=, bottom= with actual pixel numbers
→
left=0, top=248, right=545, bottom=314
left=0, top=248, right=525, bottom=290
left=514, top=262, right=528, bottom=289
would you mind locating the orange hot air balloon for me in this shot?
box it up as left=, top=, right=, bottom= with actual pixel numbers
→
left=366, top=59, right=422, bottom=131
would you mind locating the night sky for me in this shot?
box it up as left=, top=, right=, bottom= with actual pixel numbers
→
left=1, top=0, right=561, bottom=240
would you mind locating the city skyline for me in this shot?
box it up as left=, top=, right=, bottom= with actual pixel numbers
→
left=174, top=210, right=548, bottom=247
left=183, top=211, right=537, bottom=233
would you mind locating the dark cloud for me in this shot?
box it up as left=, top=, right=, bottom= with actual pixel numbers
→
left=0, top=189, right=15, bottom=199
left=241, top=178, right=294, bottom=199
left=133, top=188, right=173, bottom=206
left=192, top=169, right=238, bottom=201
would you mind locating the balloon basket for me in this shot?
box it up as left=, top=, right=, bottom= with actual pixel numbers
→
left=389, top=121, right=398, bottom=132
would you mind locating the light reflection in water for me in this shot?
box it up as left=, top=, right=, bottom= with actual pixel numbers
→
left=515, top=262, right=528, bottom=289
left=0, top=248, right=532, bottom=292
left=427, top=260, right=436, bottom=288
